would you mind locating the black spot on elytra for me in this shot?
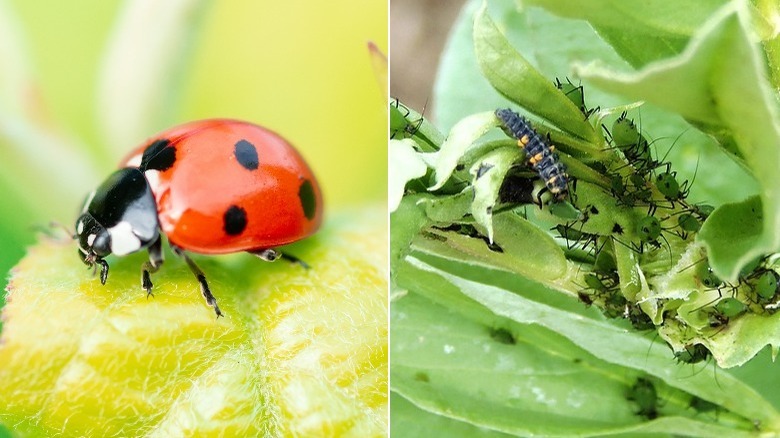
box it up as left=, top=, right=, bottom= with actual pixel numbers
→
left=234, top=139, right=259, bottom=170
left=139, top=139, right=176, bottom=171
left=612, top=223, right=624, bottom=234
left=223, top=205, right=247, bottom=235
left=298, top=179, right=316, bottom=220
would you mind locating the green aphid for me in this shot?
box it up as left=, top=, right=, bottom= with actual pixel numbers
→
left=488, top=327, right=516, bottom=345
left=584, top=273, right=608, bottom=291
left=656, top=172, right=680, bottom=199
left=627, top=377, right=659, bottom=420
left=594, top=247, right=617, bottom=274
left=549, top=201, right=581, bottom=221
left=612, top=115, right=650, bottom=160
left=715, top=297, right=747, bottom=318
left=612, top=116, right=643, bottom=149
left=556, top=78, right=585, bottom=110
left=677, top=213, right=701, bottom=233
left=692, top=203, right=714, bottom=220
left=610, top=174, right=625, bottom=193
left=696, top=261, right=723, bottom=289
left=690, top=396, right=719, bottom=415
left=629, top=173, right=652, bottom=201
left=738, top=256, right=763, bottom=278
left=603, top=292, right=628, bottom=319
left=636, top=216, right=661, bottom=242
left=752, top=270, right=779, bottom=300
left=627, top=305, right=655, bottom=331
left=674, top=343, right=710, bottom=364
left=555, top=224, right=583, bottom=241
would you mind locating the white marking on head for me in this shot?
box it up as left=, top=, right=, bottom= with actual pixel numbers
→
left=127, top=153, right=143, bottom=168
left=108, top=221, right=142, bottom=255
left=87, top=234, right=96, bottom=246
left=77, top=220, right=85, bottom=234
left=144, top=169, right=161, bottom=191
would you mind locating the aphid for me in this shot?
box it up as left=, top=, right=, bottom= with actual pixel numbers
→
left=75, top=119, right=323, bottom=316
left=489, top=327, right=517, bottom=345
left=677, top=213, right=701, bottom=236
left=554, top=223, right=600, bottom=252
left=626, top=304, right=655, bottom=331
left=674, top=343, right=711, bottom=364
left=655, top=166, right=693, bottom=205
left=702, top=297, right=747, bottom=328
left=627, top=377, right=659, bottom=420
left=695, top=261, right=723, bottom=289
left=495, top=108, right=569, bottom=202
left=635, top=215, right=663, bottom=250
left=608, top=113, right=661, bottom=175
left=390, top=98, right=424, bottom=139
left=748, top=269, right=779, bottom=301
left=554, top=77, right=597, bottom=119
left=691, top=203, right=715, bottom=220
left=690, top=396, right=720, bottom=418
left=577, top=271, right=624, bottom=317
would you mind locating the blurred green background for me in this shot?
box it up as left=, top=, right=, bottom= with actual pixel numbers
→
left=0, top=0, right=388, bottom=307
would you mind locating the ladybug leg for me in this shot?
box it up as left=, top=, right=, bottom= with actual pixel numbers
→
left=250, top=248, right=281, bottom=261
left=249, top=249, right=309, bottom=269
left=279, top=253, right=310, bottom=269
left=141, top=236, right=164, bottom=298
left=96, top=258, right=109, bottom=285
left=171, top=245, right=223, bottom=318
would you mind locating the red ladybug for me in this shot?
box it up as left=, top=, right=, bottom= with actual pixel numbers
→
left=75, top=119, right=323, bottom=317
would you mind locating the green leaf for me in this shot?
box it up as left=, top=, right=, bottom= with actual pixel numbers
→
left=391, top=195, right=433, bottom=273
left=698, top=196, right=763, bottom=281
left=411, top=212, right=568, bottom=287
left=391, top=265, right=772, bottom=436
left=0, top=206, right=387, bottom=436
left=470, top=146, right=520, bottom=241
left=576, top=3, right=780, bottom=282
left=391, top=393, right=514, bottom=438
left=429, top=111, right=498, bottom=190
left=392, top=262, right=772, bottom=436
left=525, top=0, right=727, bottom=67
left=754, top=0, right=780, bottom=88
left=389, top=139, right=429, bottom=212
left=473, top=2, right=598, bottom=143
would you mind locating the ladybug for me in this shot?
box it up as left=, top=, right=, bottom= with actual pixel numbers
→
left=495, top=108, right=569, bottom=202
left=75, top=119, right=323, bottom=317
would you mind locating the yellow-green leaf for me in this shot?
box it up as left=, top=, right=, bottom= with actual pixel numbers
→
left=0, top=205, right=388, bottom=436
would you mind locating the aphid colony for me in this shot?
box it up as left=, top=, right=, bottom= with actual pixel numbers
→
left=390, top=78, right=778, bottom=368
left=489, top=79, right=780, bottom=365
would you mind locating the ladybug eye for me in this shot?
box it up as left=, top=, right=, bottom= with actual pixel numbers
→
left=91, top=231, right=112, bottom=257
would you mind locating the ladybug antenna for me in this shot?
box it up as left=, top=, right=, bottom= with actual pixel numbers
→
left=32, top=221, right=76, bottom=240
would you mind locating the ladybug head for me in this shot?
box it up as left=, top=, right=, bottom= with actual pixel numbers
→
left=75, top=211, right=112, bottom=284
left=74, top=168, right=161, bottom=284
